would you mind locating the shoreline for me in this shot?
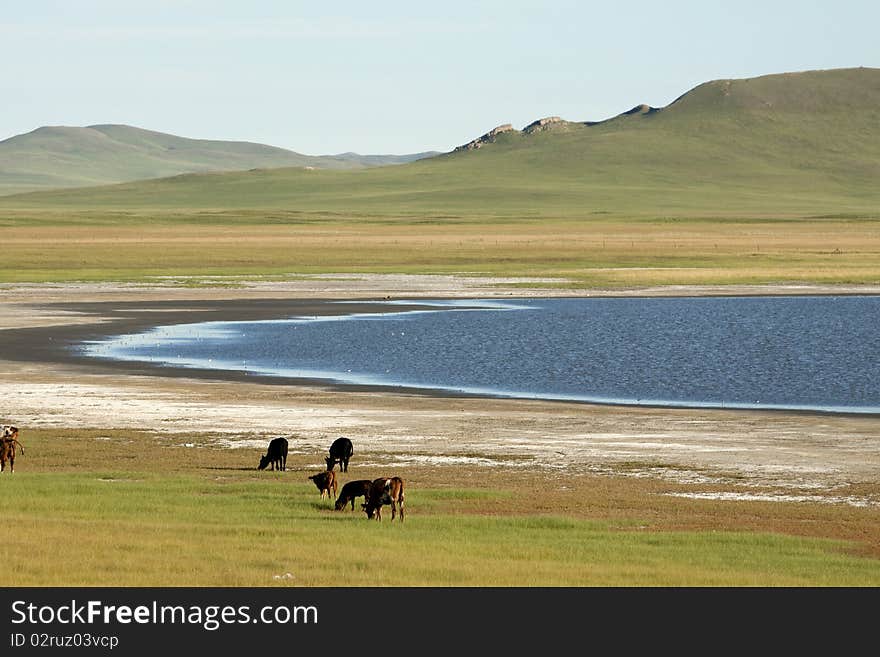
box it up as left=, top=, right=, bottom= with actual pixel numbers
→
left=2, top=277, right=880, bottom=506
left=29, top=291, right=880, bottom=419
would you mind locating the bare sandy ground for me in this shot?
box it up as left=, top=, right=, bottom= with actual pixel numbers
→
left=2, top=274, right=879, bottom=507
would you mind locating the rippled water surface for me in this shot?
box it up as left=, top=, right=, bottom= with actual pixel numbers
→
left=80, top=296, right=880, bottom=414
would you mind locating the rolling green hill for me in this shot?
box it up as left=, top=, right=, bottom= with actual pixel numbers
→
left=0, top=123, right=439, bottom=195
left=1, top=67, right=877, bottom=218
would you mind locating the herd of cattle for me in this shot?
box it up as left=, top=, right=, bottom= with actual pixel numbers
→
left=1, top=426, right=404, bottom=522
left=260, top=435, right=405, bottom=521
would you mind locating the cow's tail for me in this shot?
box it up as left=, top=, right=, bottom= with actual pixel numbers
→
left=13, top=439, right=25, bottom=456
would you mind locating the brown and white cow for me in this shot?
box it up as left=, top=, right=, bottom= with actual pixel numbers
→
left=308, top=470, right=338, bottom=501
left=0, top=425, right=25, bottom=474
left=363, top=476, right=405, bottom=522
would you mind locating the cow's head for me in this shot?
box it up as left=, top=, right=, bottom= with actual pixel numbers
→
left=362, top=502, right=376, bottom=519
left=324, top=455, right=335, bottom=471
left=257, top=454, right=271, bottom=470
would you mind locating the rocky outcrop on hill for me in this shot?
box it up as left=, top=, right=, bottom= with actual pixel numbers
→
left=453, top=103, right=662, bottom=152
left=522, top=116, right=567, bottom=133
left=454, top=124, right=516, bottom=151
left=454, top=117, right=575, bottom=151
left=454, top=106, right=659, bottom=152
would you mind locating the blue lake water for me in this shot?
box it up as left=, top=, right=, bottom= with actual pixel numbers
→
left=79, top=296, right=880, bottom=414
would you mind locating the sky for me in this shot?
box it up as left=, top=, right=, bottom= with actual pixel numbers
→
left=2, top=1, right=878, bottom=155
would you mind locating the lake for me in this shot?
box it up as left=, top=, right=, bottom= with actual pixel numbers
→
left=78, top=296, right=880, bottom=414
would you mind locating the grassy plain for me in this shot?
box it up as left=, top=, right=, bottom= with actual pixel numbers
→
left=6, top=429, right=880, bottom=587
left=0, top=216, right=878, bottom=287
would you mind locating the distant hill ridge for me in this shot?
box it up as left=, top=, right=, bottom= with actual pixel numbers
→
left=455, top=66, right=878, bottom=150
left=0, top=123, right=439, bottom=195
left=2, top=67, right=877, bottom=218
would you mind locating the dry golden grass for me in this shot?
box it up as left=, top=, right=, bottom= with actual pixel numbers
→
left=1, top=217, right=879, bottom=285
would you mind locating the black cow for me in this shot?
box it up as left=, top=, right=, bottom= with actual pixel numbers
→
left=258, top=437, right=288, bottom=471
left=325, top=437, right=353, bottom=472
left=334, top=479, right=373, bottom=511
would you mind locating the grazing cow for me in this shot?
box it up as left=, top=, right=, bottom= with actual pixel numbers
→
left=334, top=479, right=373, bottom=511
left=0, top=425, right=24, bottom=474
left=363, top=476, right=405, bottom=522
left=325, top=437, right=354, bottom=472
left=308, top=470, right=338, bottom=501
left=258, top=437, right=288, bottom=471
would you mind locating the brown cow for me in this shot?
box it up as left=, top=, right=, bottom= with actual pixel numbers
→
left=334, top=479, right=373, bottom=511
left=308, top=470, right=338, bottom=501
left=363, top=476, right=405, bottom=522
left=0, top=425, right=25, bottom=474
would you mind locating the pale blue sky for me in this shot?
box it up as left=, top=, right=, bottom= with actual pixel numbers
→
left=2, top=1, right=877, bottom=154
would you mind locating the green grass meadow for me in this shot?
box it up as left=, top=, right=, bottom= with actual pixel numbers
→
left=5, top=431, right=880, bottom=587
left=7, top=471, right=880, bottom=587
